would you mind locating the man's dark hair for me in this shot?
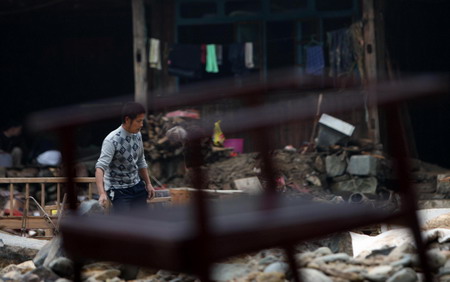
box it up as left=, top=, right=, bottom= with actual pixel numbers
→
left=1, top=119, right=22, bottom=132
left=121, top=102, right=146, bottom=123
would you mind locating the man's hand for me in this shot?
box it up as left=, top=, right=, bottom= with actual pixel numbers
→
left=98, top=193, right=108, bottom=208
left=147, top=186, right=156, bottom=201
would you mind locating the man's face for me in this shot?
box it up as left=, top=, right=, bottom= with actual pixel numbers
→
left=11, top=126, right=22, bottom=136
left=123, top=113, right=145, bottom=134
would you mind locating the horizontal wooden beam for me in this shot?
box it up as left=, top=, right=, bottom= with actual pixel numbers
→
left=148, top=197, right=171, bottom=203
left=0, top=216, right=58, bottom=229
left=0, top=177, right=95, bottom=184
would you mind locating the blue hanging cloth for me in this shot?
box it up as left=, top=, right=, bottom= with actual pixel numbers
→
left=305, top=45, right=325, bottom=75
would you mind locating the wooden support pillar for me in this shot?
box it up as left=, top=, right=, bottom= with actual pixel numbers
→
left=363, top=0, right=380, bottom=144
left=132, top=0, right=148, bottom=111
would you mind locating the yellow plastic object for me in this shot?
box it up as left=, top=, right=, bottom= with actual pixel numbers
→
left=213, top=120, right=225, bottom=146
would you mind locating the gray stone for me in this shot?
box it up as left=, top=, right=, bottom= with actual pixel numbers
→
left=106, top=278, right=124, bottom=282
left=427, top=249, right=447, bottom=270
left=176, top=273, right=197, bottom=282
left=33, top=240, right=53, bottom=267
left=169, top=278, right=184, bottom=282
left=386, top=268, right=418, bottom=282
left=0, top=233, right=47, bottom=250
left=437, top=174, right=450, bottom=194
left=211, top=263, right=251, bottom=282
left=78, top=200, right=104, bottom=216
left=299, top=268, right=333, bottom=282
left=0, top=245, right=38, bottom=268
left=347, top=155, right=378, bottom=176
left=15, top=260, right=36, bottom=274
left=0, top=264, right=18, bottom=276
left=29, top=266, right=60, bottom=281
left=2, top=270, right=22, bottom=281
left=413, top=182, right=436, bottom=194
left=49, top=257, right=73, bottom=278
left=263, top=262, right=289, bottom=274
left=313, top=247, right=333, bottom=257
left=332, top=174, right=351, bottom=182
left=312, top=253, right=350, bottom=264
left=258, top=255, right=279, bottom=265
left=295, top=252, right=315, bottom=266
left=390, top=254, right=413, bottom=267
left=331, top=176, right=377, bottom=197
left=118, top=264, right=139, bottom=280
left=314, top=156, right=325, bottom=173
left=42, top=236, right=65, bottom=267
left=388, top=243, right=417, bottom=260
left=325, top=155, right=347, bottom=177
left=439, top=267, right=450, bottom=276
left=365, top=265, right=394, bottom=282
left=156, top=269, right=177, bottom=279
left=21, top=273, right=41, bottom=282
left=90, top=269, right=121, bottom=280
left=33, top=236, right=63, bottom=267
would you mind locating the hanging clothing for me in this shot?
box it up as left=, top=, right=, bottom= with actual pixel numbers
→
left=244, top=42, right=254, bottom=69
left=305, top=45, right=325, bottom=75
left=228, top=43, right=246, bottom=75
left=149, top=38, right=162, bottom=70
left=168, top=44, right=202, bottom=78
left=206, top=44, right=219, bottom=73
left=216, top=44, right=223, bottom=65
left=201, top=44, right=207, bottom=64
left=327, top=28, right=355, bottom=78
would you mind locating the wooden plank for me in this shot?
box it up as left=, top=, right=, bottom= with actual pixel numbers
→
left=9, top=183, right=13, bottom=218
left=40, top=183, right=45, bottom=207
left=148, top=197, right=172, bottom=203
left=362, top=0, right=380, bottom=144
left=131, top=0, right=148, bottom=109
left=0, top=177, right=95, bottom=183
left=0, top=216, right=58, bottom=229
left=25, top=183, right=30, bottom=217
left=57, top=183, right=61, bottom=211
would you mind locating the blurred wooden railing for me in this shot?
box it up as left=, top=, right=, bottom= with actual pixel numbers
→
left=0, top=177, right=96, bottom=237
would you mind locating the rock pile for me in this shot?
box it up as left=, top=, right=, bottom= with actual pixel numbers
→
left=2, top=232, right=450, bottom=282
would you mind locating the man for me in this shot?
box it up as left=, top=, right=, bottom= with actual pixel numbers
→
left=95, top=102, right=155, bottom=212
left=0, top=120, right=24, bottom=167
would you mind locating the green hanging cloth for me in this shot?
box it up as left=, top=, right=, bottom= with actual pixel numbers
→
left=206, top=44, right=219, bottom=73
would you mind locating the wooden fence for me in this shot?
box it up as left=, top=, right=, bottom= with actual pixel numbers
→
left=0, top=177, right=174, bottom=238
left=0, top=177, right=96, bottom=237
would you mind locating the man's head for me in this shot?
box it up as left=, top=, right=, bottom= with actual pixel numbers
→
left=121, top=102, right=146, bottom=134
left=1, top=119, right=22, bottom=137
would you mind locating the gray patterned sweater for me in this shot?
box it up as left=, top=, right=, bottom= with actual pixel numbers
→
left=95, top=126, right=148, bottom=191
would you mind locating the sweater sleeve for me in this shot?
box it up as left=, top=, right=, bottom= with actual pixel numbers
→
left=95, top=139, right=115, bottom=171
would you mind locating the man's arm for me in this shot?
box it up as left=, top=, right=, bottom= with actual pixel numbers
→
left=139, top=167, right=155, bottom=200
left=95, top=168, right=109, bottom=207
left=95, top=139, right=114, bottom=207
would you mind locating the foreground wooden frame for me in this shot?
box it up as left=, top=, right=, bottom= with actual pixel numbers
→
left=27, top=73, right=449, bottom=281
